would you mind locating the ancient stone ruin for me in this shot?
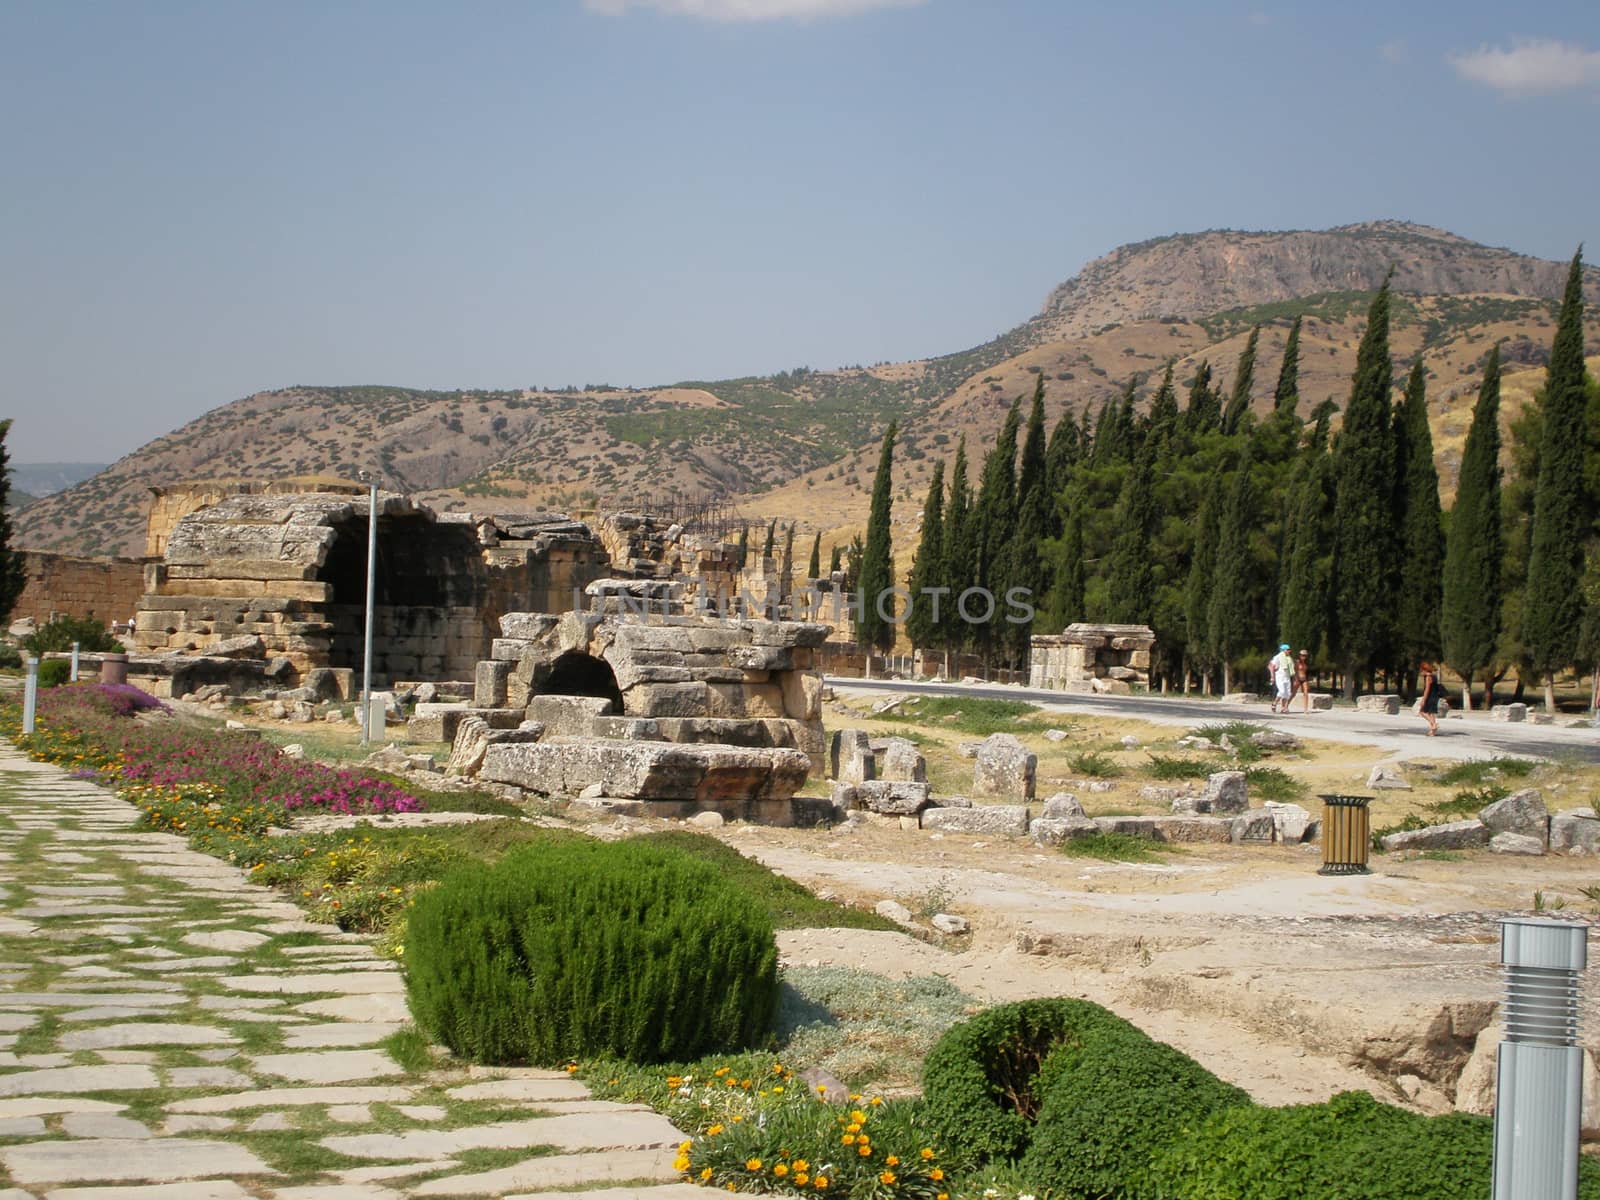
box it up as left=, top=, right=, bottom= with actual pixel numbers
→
left=1029, top=622, right=1156, bottom=693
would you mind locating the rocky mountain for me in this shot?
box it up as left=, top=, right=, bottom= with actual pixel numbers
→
left=16, top=221, right=1600, bottom=558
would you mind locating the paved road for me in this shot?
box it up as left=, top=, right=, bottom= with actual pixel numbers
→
left=824, top=676, right=1600, bottom=764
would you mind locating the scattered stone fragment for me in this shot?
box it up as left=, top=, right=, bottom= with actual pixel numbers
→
left=931, top=913, right=969, bottom=935
left=1479, top=789, right=1549, bottom=844
left=873, top=900, right=916, bottom=927
left=1490, top=832, right=1545, bottom=856
left=922, top=805, right=1030, bottom=837
left=972, top=734, right=1037, bottom=800
left=1380, top=819, right=1490, bottom=853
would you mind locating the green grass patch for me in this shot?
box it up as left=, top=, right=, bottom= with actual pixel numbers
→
left=1435, top=758, right=1537, bottom=786
left=1372, top=813, right=1429, bottom=849
left=1414, top=850, right=1466, bottom=862
left=1060, top=832, right=1173, bottom=862
left=1187, top=721, right=1266, bottom=743
left=235, top=1129, right=365, bottom=1180
left=451, top=1146, right=559, bottom=1173
left=1432, top=785, right=1508, bottom=818
left=874, top=695, right=1040, bottom=736
left=642, top=831, right=897, bottom=931
left=382, top=1026, right=436, bottom=1074
left=1244, top=766, right=1309, bottom=802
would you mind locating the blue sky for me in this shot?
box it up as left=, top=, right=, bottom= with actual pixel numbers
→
left=3, top=0, right=1599, bottom=462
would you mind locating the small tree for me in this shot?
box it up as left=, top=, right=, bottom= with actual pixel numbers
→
left=1442, top=345, right=1504, bottom=709
left=807, top=532, right=822, bottom=581
left=1393, top=359, right=1445, bottom=688
left=1221, top=325, right=1260, bottom=434
left=1208, top=456, right=1256, bottom=694
left=906, top=461, right=945, bottom=654
left=1273, top=315, right=1302, bottom=417
left=856, top=423, right=898, bottom=657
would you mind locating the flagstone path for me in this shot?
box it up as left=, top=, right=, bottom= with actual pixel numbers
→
left=0, top=743, right=705, bottom=1200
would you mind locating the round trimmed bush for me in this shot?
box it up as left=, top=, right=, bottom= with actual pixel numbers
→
left=1133, top=1089, right=1600, bottom=1200
left=1021, top=1023, right=1252, bottom=1197
left=921, top=997, right=1142, bottom=1164
left=403, top=837, right=778, bottom=1065
left=37, top=659, right=71, bottom=688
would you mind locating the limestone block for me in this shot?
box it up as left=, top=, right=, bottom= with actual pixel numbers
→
left=779, top=669, right=824, bottom=721
left=1490, top=703, right=1528, bottom=723
left=922, top=805, right=1030, bottom=836
left=856, top=780, right=932, bottom=815
left=500, top=613, right=559, bottom=640
left=1367, top=765, right=1412, bottom=790
left=1091, top=677, right=1132, bottom=695
left=705, top=682, right=785, bottom=719
left=1094, top=815, right=1234, bottom=843
left=1231, top=810, right=1277, bottom=843
left=591, top=716, right=662, bottom=740
left=612, top=624, right=695, bottom=654
left=624, top=681, right=710, bottom=719
left=524, top=695, right=611, bottom=738
left=1489, top=832, right=1544, bottom=856
left=611, top=659, right=693, bottom=690
left=1308, top=693, right=1334, bottom=711
left=748, top=621, right=831, bottom=648
left=1550, top=809, right=1600, bottom=853
left=1264, top=801, right=1314, bottom=843
left=1041, top=793, right=1087, bottom=820
left=973, top=733, right=1037, bottom=800
left=1200, top=771, right=1248, bottom=814
left=1355, top=694, right=1401, bottom=715
left=490, top=638, right=535, bottom=662
left=792, top=795, right=841, bottom=828
left=876, top=738, right=927, bottom=784
left=305, top=667, right=353, bottom=701
left=1479, top=788, right=1549, bottom=844
left=1380, top=819, right=1490, bottom=852
left=829, top=729, right=876, bottom=785
left=731, top=645, right=794, bottom=672
left=1029, top=815, right=1097, bottom=846
left=1220, top=692, right=1258, bottom=704
left=446, top=717, right=543, bottom=777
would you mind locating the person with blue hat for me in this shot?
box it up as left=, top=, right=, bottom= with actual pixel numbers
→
left=1269, top=643, right=1294, bottom=714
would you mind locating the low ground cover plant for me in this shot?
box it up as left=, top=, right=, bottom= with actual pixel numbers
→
left=874, top=696, right=1041, bottom=737
left=1434, top=756, right=1537, bottom=787
left=1059, top=831, right=1175, bottom=863
left=405, top=838, right=779, bottom=1064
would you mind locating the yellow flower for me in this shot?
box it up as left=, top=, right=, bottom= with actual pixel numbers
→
left=869, top=1096, right=883, bottom=1107
left=795, top=1173, right=810, bottom=1186
left=879, top=1171, right=896, bottom=1185
left=793, top=1160, right=809, bottom=1173
left=886, top=1155, right=900, bottom=1166
left=938, top=1193, right=949, bottom=1200
left=565, top=1063, right=578, bottom=1074
left=930, top=1168, right=945, bottom=1181
left=773, top=1164, right=789, bottom=1177
left=773, top=1086, right=784, bottom=1094
left=814, top=1177, right=829, bottom=1190
left=707, top=1124, right=724, bottom=1137
left=673, top=1156, right=690, bottom=1172
left=701, top=1167, right=714, bottom=1181
left=746, top=1158, right=763, bottom=1171
left=841, top=1134, right=855, bottom=1146
left=845, top=1123, right=861, bottom=1134
left=679, top=1141, right=693, bottom=1154
left=920, top=1149, right=935, bottom=1161
left=849, top=1110, right=868, bottom=1124
left=667, top=1076, right=683, bottom=1088
left=858, top=1144, right=872, bottom=1157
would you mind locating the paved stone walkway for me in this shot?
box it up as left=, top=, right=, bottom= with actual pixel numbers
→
left=0, top=744, right=704, bottom=1200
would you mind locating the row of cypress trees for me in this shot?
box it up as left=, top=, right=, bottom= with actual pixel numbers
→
left=860, top=251, right=1594, bottom=703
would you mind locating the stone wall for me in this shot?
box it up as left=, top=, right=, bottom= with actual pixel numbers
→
left=1030, top=623, right=1156, bottom=693
left=133, top=492, right=609, bottom=684
left=12, top=552, right=147, bottom=628
left=145, top=478, right=365, bottom=558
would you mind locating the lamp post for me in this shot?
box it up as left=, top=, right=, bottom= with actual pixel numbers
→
left=359, top=472, right=379, bottom=745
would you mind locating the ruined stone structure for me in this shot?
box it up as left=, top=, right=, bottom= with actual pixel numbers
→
left=12, top=552, right=147, bottom=628
left=472, top=610, right=829, bottom=770
left=145, top=478, right=367, bottom=558
left=1029, top=623, right=1156, bottom=693
left=133, top=493, right=608, bottom=685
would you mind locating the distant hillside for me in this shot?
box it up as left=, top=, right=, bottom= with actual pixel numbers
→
left=17, top=221, right=1600, bottom=558
left=10, top=462, right=109, bottom=498
left=8, top=488, right=37, bottom=512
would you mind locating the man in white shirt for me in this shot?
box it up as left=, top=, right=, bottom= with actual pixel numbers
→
left=1269, top=643, right=1294, bottom=714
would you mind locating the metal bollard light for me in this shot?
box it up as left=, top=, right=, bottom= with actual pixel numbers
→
left=1492, top=918, right=1590, bottom=1200
left=22, top=655, right=39, bottom=735
left=69, top=641, right=80, bottom=682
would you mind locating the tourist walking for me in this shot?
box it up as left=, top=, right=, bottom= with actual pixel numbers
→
left=1416, top=659, right=1441, bottom=736
left=1293, top=649, right=1311, bottom=713
left=1269, top=643, right=1294, bottom=714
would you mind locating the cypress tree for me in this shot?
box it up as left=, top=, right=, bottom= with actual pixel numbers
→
left=1146, top=362, right=1180, bottom=448
left=1185, top=360, right=1219, bottom=432
left=906, top=461, right=945, bottom=653
left=737, top=524, right=751, bottom=569
left=762, top=519, right=777, bottom=559
left=855, top=423, right=898, bottom=655
left=1330, top=276, right=1397, bottom=695
left=1044, top=501, right=1086, bottom=631
left=1208, top=455, right=1256, bottom=693
left=1279, top=449, right=1334, bottom=658
left=780, top=522, right=796, bottom=584
left=1183, top=487, right=1222, bottom=690
left=940, top=438, right=974, bottom=658
left=972, top=403, right=1021, bottom=660
left=1104, top=440, right=1158, bottom=624
left=1274, top=315, right=1302, bottom=417
left=828, top=544, right=842, bottom=576
left=1441, top=344, right=1504, bottom=708
left=0, top=420, right=25, bottom=625
left=1013, top=380, right=1050, bottom=631
left=1045, top=406, right=1082, bottom=524
left=1221, top=325, right=1261, bottom=434
left=1523, top=249, right=1590, bottom=710
left=1394, top=359, right=1445, bottom=678
left=807, top=531, right=822, bottom=581
left=1089, top=398, right=1116, bottom=465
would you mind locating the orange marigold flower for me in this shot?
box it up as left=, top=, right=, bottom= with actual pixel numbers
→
left=841, top=1134, right=855, bottom=1145
left=930, top=1168, right=944, bottom=1181
left=879, top=1171, right=896, bottom=1185
left=773, top=1164, right=788, bottom=1177
left=858, top=1144, right=872, bottom=1157
left=920, top=1148, right=935, bottom=1161
left=814, top=1177, right=829, bottom=1190
left=886, top=1155, right=900, bottom=1166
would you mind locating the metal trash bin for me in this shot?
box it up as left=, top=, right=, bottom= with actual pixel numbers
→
left=1318, top=794, right=1372, bottom=875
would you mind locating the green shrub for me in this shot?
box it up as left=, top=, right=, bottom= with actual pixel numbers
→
left=37, top=659, right=71, bottom=688
left=404, top=838, right=778, bottom=1065
left=1068, top=749, right=1122, bottom=778
left=921, top=998, right=1140, bottom=1164
left=1436, top=757, right=1537, bottom=786
left=0, top=644, right=20, bottom=669
left=1059, top=831, right=1173, bottom=862
left=1021, top=1024, right=1251, bottom=1197
left=1372, top=813, right=1428, bottom=849
left=21, top=615, right=122, bottom=654
left=1433, top=784, right=1507, bottom=817
left=1243, top=766, right=1308, bottom=802
left=1132, top=1088, right=1600, bottom=1199
left=1145, top=754, right=1217, bottom=780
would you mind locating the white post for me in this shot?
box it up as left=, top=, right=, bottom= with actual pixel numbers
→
left=69, top=641, right=80, bottom=683
left=22, top=655, right=38, bottom=735
left=360, top=476, right=379, bottom=745
left=1492, top=918, right=1589, bottom=1200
